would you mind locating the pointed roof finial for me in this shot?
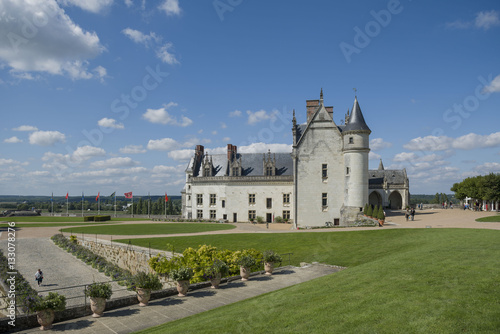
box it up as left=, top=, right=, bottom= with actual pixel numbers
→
left=353, top=88, right=357, bottom=98
left=320, top=88, right=324, bottom=103
left=378, top=159, right=384, bottom=171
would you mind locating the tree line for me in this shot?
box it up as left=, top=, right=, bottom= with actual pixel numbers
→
left=451, top=173, right=500, bottom=202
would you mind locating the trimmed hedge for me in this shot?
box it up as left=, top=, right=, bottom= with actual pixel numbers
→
left=83, top=215, right=111, bottom=222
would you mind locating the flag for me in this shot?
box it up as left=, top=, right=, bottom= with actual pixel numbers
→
left=124, top=192, right=133, bottom=199
left=96, top=192, right=100, bottom=201
left=110, top=191, right=116, bottom=198
left=165, top=192, right=169, bottom=202
left=65, top=192, right=68, bottom=199
left=51, top=192, right=53, bottom=202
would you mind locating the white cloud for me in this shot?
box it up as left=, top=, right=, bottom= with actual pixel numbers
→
left=4, top=136, right=22, bottom=143
left=168, top=149, right=193, bottom=161
left=229, top=110, right=242, bottom=117
left=212, top=131, right=217, bottom=135
left=90, top=157, right=138, bottom=169
left=93, top=66, right=107, bottom=82
left=222, top=137, right=231, bottom=142
left=119, top=145, right=146, bottom=154
left=247, top=109, right=279, bottom=125
left=156, top=43, right=179, bottom=65
left=0, top=0, right=105, bottom=79
left=370, top=138, right=392, bottom=151
left=220, top=122, right=227, bottom=129
left=445, top=10, right=500, bottom=31
left=369, top=152, right=381, bottom=160
left=26, top=170, right=50, bottom=177
left=142, top=104, right=192, bottom=126
left=403, top=132, right=500, bottom=151
left=13, top=125, right=38, bottom=132
left=147, top=138, right=180, bottom=151
left=29, top=130, right=66, bottom=146
left=475, top=10, right=500, bottom=30
left=393, top=152, right=417, bottom=162
left=72, top=145, right=106, bottom=160
left=483, top=74, right=500, bottom=93
left=58, top=0, right=114, bottom=13
left=152, top=165, right=178, bottom=174
left=98, top=118, right=124, bottom=129
left=473, top=162, right=500, bottom=174
left=69, top=167, right=148, bottom=178
left=158, top=0, right=181, bottom=16
left=122, top=28, right=160, bottom=47
left=124, top=0, right=133, bottom=7
left=239, top=142, right=292, bottom=153
left=0, top=158, right=22, bottom=166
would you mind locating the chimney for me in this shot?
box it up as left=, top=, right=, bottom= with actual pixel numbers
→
left=306, top=99, right=319, bottom=122
left=195, top=145, right=204, bottom=158
left=227, top=144, right=237, bottom=161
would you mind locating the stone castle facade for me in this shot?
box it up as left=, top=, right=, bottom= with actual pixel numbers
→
left=181, top=91, right=409, bottom=227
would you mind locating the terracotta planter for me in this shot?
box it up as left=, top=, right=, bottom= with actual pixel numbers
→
left=176, top=280, right=190, bottom=297
left=90, top=297, right=106, bottom=318
left=264, top=262, right=275, bottom=275
left=37, top=309, right=54, bottom=330
left=210, top=273, right=222, bottom=289
left=240, top=266, right=250, bottom=281
left=136, top=288, right=151, bottom=306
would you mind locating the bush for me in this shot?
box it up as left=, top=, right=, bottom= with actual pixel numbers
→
left=94, top=215, right=111, bottom=222
left=238, top=255, right=256, bottom=268
left=131, top=272, right=163, bottom=290
left=256, top=216, right=264, bottom=224
left=274, top=216, right=283, bottom=224
left=204, top=259, right=229, bottom=280
left=28, top=292, right=66, bottom=312
left=170, top=267, right=194, bottom=281
left=263, top=250, right=282, bottom=263
left=378, top=208, right=386, bottom=221
left=149, top=245, right=262, bottom=283
left=366, top=205, right=373, bottom=217
left=85, top=282, right=113, bottom=299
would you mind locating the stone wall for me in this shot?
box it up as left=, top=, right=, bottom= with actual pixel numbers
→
left=77, top=239, right=167, bottom=275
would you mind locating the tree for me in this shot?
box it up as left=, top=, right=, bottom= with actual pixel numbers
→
left=433, top=193, right=440, bottom=204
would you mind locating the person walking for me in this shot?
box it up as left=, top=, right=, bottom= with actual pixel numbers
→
left=410, top=207, right=415, bottom=221
left=35, top=269, right=44, bottom=286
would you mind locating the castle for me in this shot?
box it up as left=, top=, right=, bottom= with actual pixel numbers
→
left=181, top=91, right=409, bottom=227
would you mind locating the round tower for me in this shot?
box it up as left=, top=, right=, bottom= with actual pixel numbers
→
left=343, top=97, right=371, bottom=210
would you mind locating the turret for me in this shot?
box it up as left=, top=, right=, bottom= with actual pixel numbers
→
left=343, top=97, right=371, bottom=209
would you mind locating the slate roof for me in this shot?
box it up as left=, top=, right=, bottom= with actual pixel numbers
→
left=369, top=169, right=407, bottom=185
left=343, top=97, right=371, bottom=133
left=193, top=153, right=293, bottom=177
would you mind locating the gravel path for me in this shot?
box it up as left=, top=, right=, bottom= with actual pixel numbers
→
left=0, top=238, right=134, bottom=308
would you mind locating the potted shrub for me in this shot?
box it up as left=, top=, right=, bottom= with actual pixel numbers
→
left=85, top=282, right=113, bottom=317
left=377, top=208, right=385, bottom=226
left=131, top=271, right=163, bottom=306
left=170, top=267, right=193, bottom=297
left=366, top=205, right=373, bottom=218
left=262, top=250, right=282, bottom=275
left=274, top=216, right=283, bottom=224
left=256, top=216, right=264, bottom=224
left=204, top=259, right=229, bottom=289
left=26, top=292, right=66, bottom=330
left=238, top=255, right=256, bottom=281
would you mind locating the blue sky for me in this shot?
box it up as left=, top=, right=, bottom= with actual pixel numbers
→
left=1, top=0, right=499, bottom=197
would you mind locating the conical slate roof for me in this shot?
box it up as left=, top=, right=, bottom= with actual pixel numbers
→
left=343, top=97, right=371, bottom=133
left=378, top=159, right=384, bottom=170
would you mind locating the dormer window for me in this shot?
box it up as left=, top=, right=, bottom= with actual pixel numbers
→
left=263, top=150, right=276, bottom=176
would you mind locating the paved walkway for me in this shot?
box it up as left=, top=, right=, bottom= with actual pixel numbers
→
left=0, top=238, right=135, bottom=308
left=16, top=263, right=341, bottom=333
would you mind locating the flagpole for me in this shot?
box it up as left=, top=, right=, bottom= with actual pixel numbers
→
left=164, top=193, right=167, bottom=219
left=114, top=193, right=116, bottom=218
left=51, top=192, right=54, bottom=216
left=66, top=193, right=68, bottom=217
left=82, top=192, right=84, bottom=217
left=132, top=195, right=134, bottom=218
left=148, top=192, right=150, bottom=218
left=98, top=194, right=101, bottom=215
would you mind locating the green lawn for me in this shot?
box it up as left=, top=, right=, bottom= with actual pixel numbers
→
left=476, top=214, right=500, bottom=222
left=0, top=216, right=146, bottom=223
left=60, top=223, right=236, bottom=235
left=0, top=222, right=118, bottom=228
left=131, top=229, right=500, bottom=333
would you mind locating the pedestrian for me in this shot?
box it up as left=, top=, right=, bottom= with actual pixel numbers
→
left=266, top=222, right=269, bottom=229
left=405, top=208, right=409, bottom=221
left=410, top=207, right=415, bottom=221
left=35, top=269, right=43, bottom=286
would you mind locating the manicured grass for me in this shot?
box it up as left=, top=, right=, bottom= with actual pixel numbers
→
left=131, top=229, right=500, bottom=333
left=60, top=223, right=236, bottom=235
left=476, top=214, right=500, bottom=222
left=0, top=222, right=117, bottom=228
left=0, top=216, right=146, bottom=223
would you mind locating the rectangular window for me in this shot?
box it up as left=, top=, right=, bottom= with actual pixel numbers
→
left=322, top=193, right=328, bottom=207
left=197, top=209, right=203, bottom=219
left=232, top=167, right=239, bottom=176
left=266, top=198, right=272, bottom=209
left=196, top=194, right=203, bottom=205
left=266, top=166, right=273, bottom=176
left=210, top=194, right=216, bottom=206
left=349, top=137, right=354, bottom=144
left=346, top=167, right=350, bottom=175
left=249, top=194, right=256, bottom=205
left=322, top=164, right=328, bottom=178
left=248, top=210, right=256, bottom=221
left=283, top=193, right=290, bottom=205
left=283, top=210, right=290, bottom=220
left=210, top=210, right=216, bottom=219
left=222, top=200, right=225, bottom=208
